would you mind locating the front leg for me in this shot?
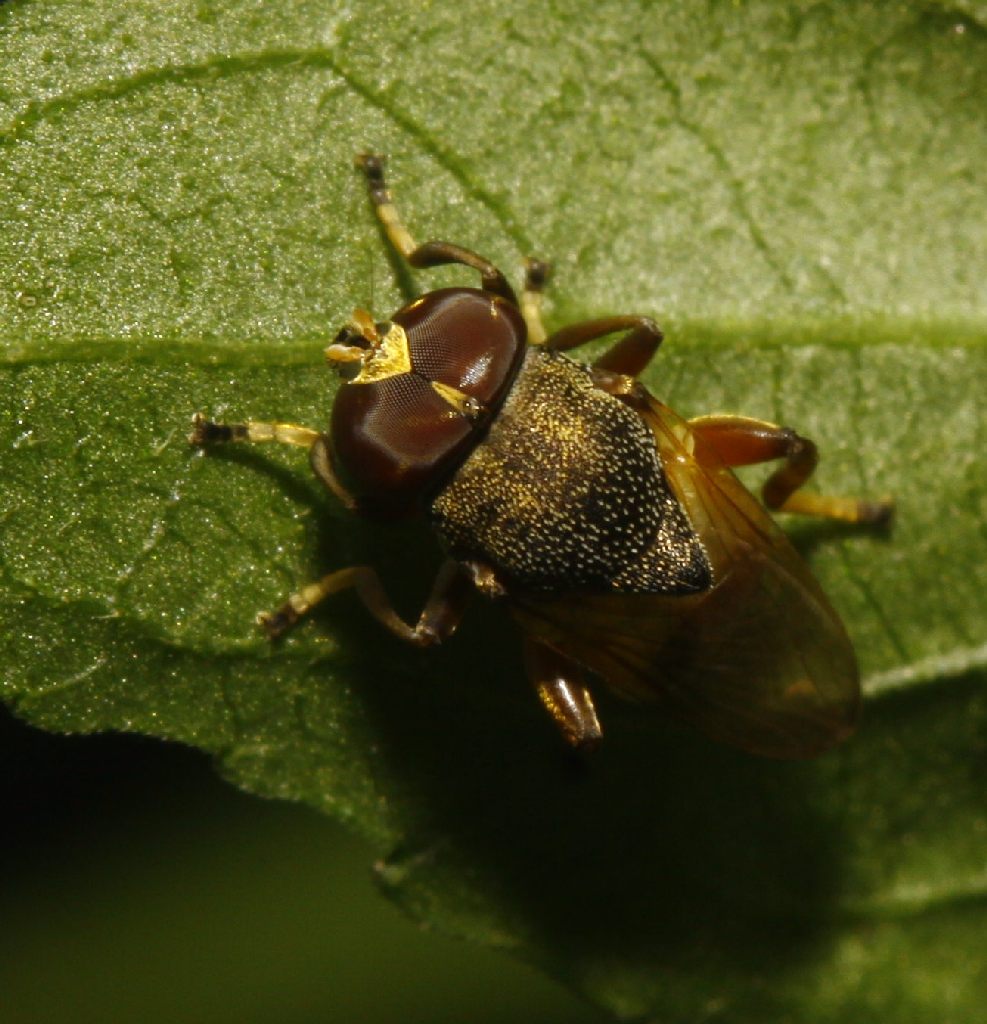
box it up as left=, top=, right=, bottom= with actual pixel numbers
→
left=191, top=413, right=358, bottom=511
left=356, top=153, right=518, bottom=304
left=191, top=413, right=474, bottom=640
left=190, top=413, right=320, bottom=449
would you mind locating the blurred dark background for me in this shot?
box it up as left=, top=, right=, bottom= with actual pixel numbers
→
left=0, top=704, right=602, bottom=1024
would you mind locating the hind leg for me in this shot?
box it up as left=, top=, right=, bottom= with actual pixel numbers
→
left=688, top=415, right=894, bottom=525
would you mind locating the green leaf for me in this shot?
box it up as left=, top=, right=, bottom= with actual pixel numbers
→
left=2, top=1, right=985, bottom=1020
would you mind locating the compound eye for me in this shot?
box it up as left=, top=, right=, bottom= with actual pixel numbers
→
left=330, top=288, right=527, bottom=516
left=395, top=288, right=527, bottom=408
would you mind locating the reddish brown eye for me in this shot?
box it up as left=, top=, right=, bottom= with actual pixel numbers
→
left=330, top=288, right=527, bottom=517
left=395, top=288, right=525, bottom=400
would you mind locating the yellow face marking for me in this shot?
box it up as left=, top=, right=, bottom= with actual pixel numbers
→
left=431, top=380, right=483, bottom=421
left=351, top=322, right=413, bottom=384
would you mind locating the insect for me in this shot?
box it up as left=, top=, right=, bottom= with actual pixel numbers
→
left=191, top=154, right=893, bottom=757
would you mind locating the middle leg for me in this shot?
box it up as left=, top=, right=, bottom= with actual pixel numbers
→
left=523, top=638, right=603, bottom=751
left=259, top=558, right=474, bottom=643
left=543, top=315, right=664, bottom=379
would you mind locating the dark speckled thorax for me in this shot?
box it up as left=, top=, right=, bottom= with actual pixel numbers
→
left=429, top=348, right=712, bottom=594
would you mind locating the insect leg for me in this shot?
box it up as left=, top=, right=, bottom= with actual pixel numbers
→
left=190, top=412, right=319, bottom=449
left=191, top=414, right=473, bottom=639
left=688, top=415, right=894, bottom=525
left=356, top=153, right=517, bottom=304
left=543, top=315, right=664, bottom=379
left=520, top=258, right=551, bottom=345
left=191, top=413, right=358, bottom=511
left=260, top=558, right=474, bottom=642
left=523, top=639, right=603, bottom=750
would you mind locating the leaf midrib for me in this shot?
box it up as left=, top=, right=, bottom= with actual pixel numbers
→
left=2, top=321, right=985, bottom=369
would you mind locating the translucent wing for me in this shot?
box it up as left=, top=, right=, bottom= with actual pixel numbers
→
left=512, top=396, right=860, bottom=758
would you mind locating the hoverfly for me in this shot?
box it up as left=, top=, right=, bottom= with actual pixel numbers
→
left=191, top=154, right=891, bottom=757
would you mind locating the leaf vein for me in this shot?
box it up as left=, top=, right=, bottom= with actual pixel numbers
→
left=864, top=639, right=987, bottom=698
